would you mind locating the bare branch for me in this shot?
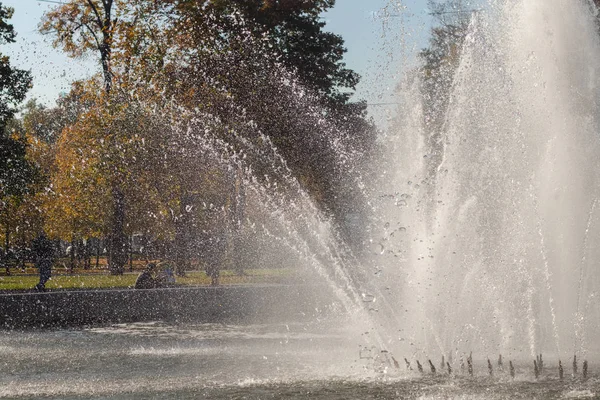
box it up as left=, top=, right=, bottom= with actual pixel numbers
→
left=81, top=22, right=102, bottom=51
left=85, top=0, right=104, bottom=30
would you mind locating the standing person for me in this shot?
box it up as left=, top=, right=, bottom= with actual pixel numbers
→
left=32, top=232, right=54, bottom=291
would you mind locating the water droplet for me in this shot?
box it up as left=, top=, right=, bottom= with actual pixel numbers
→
left=362, top=293, right=376, bottom=303
left=395, top=200, right=408, bottom=207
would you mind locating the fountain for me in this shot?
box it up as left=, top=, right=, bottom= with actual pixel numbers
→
left=2, top=0, right=600, bottom=398
left=368, top=0, right=600, bottom=363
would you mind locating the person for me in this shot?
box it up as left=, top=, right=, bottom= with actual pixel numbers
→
left=155, top=262, right=176, bottom=287
left=135, top=263, right=157, bottom=289
left=32, top=232, right=54, bottom=291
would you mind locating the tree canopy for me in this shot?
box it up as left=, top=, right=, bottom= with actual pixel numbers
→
left=0, top=2, right=35, bottom=198
left=0, top=2, right=38, bottom=255
left=1, top=0, right=375, bottom=276
left=0, top=3, right=32, bottom=130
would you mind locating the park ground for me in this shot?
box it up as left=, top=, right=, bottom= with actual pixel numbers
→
left=0, top=259, right=295, bottom=292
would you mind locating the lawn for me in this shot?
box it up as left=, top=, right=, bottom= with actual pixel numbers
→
left=0, top=268, right=296, bottom=291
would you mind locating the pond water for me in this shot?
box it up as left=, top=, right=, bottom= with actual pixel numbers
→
left=1, top=322, right=598, bottom=399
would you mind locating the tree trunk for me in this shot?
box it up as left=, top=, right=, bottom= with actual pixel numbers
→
left=174, top=193, right=191, bottom=277
left=232, top=166, right=246, bottom=276
left=108, top=187, right=127, bottom=275
left=83, top=239, right=91, bottom=269
left=129, top=235, right=133, bottom=272
left=69, top=237, right=75, bottom=274
left=4, top=216, right=9, bottom=255
left=76, top=239, right=84, bottom=269
left=95, top=239, right=100, bottom=269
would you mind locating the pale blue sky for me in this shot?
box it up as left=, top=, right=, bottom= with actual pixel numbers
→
left=2, top=0, right=435, bottom=120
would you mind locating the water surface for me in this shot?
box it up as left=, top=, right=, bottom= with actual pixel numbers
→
left=1, top=322, right=598, bottom=399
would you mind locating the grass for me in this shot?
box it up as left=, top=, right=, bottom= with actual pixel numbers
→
left=0, top=268, right=296, bottom=292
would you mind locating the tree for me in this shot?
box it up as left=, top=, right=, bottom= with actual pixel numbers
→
left=0, top=134, right=38, bottom=253
left=39, top=0, right=376, bottom=274
left=0, top=3, right=32, bottom=131
left=0, top=2, right=36, bottom=259
left=169, top=0, right=360, bottom=106
left=127, top=0, right=377, bottom=261
left=40, top=0, right=116, bottom=94
left=41, top=0, right=131, bottom=274
left=129, top=0, right=375, bottom=220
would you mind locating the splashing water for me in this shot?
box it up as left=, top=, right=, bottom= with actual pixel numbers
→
left=365, top=0, right=600, bottom=362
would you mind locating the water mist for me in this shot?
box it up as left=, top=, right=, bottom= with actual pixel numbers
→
left=367, top=0, right=600, bottom=363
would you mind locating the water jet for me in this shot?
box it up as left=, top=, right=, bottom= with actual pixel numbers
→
left=510, top=361, right=515, bottom=379
left=467, top=354, right=474, bottom=377
left=559, top=360, right=564, bottom=380
left=428, top=359, right=436, bottom=374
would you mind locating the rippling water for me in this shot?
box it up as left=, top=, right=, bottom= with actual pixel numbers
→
left=1, top=322, right=598, bottom=399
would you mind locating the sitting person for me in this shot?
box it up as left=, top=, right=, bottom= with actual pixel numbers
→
left=135, top=263, right=157, bottom=289
left=154, top=261, right=175, bottom=287
left=155, top=262, right=176, bottom=287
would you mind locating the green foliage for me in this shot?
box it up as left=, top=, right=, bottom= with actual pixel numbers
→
left=0, top=3, right=32, bottom=130
left=21, top=99, right=71, bottom=144
left=0, top=58, right=31, bottom=130
left=190, top=0, right=357, bottom=105
left=0, top=2, right=38, bottom=248
left=0, top=2, right=16, bottom=44
left=0, top=135, right=37, bottom=199
left=149, top=0, right=375, bottom=218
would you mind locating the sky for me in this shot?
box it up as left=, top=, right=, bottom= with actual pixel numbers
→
left=2, top=0, right=436, bottom=122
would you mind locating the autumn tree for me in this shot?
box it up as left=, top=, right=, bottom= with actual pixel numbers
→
left=2, top=107, right=59, bottom=267
left=39, top=0, right=376, bottom=274
left=19, top=90, right=96, bottom=269
left=40, top=0, right=131, bottom=274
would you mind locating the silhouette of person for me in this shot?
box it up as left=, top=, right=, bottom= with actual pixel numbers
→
left=32, top=232, right=54, bottom=291
left=135, top=263, right=157, bottom=289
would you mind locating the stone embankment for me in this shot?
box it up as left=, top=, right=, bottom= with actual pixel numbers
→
left=0, top=285, right=333, bottom=329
